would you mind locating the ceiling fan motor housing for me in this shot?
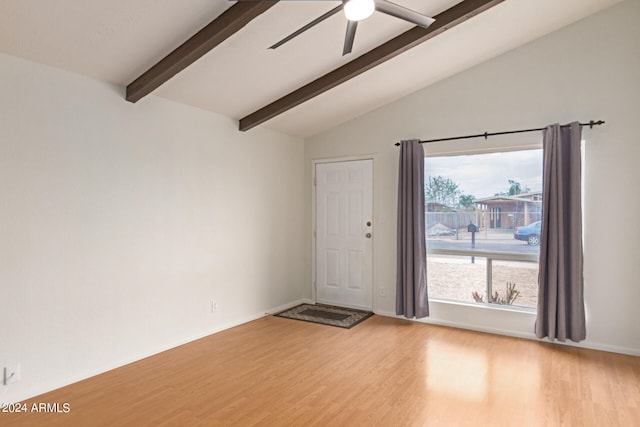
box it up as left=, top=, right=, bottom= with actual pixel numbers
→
left=343, top=0, right=376, bottom=21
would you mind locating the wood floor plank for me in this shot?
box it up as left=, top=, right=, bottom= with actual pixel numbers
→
left=2, top=315, right=639, bottom=426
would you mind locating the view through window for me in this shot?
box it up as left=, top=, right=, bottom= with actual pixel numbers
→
left=425, top=149, right=543, bottom=310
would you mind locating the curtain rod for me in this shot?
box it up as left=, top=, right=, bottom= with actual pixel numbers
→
left=394, top=120, right=605, bottom=146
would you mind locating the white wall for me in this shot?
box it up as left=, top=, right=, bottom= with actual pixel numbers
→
left=305, top=0, right=640, bottom=355
left=0, top=53, right=306, bottom=402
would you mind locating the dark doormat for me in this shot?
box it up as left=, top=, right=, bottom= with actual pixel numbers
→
left=275, top=303, right=373, bottom=329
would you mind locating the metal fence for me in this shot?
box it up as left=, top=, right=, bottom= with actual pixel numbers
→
left=425, top=211, right=475, bottom=233
left=426, top=210, right=540, bottom=234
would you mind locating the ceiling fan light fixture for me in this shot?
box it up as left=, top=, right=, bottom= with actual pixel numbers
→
left=343, top=0, right=375, bottom=22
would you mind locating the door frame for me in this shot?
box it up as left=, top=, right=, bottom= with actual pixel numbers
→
left=311, top=154, right=377, bottom=310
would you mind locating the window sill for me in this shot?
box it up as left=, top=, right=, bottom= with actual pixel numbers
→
left=429, top=297, right=536, bottom=315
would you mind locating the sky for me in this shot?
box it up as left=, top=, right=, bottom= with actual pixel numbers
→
left=424, top=149, right=543, bottom=199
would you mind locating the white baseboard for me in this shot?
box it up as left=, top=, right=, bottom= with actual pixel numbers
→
left=9, top=299, right=315, bottom=403
left=10, top=300, right=636, bottom=403
left=263, top=299, right=314, bottom=316
left=373, top=309, right=640, bottom=356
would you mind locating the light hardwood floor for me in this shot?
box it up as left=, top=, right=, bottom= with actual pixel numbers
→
left=2, top=315, right=639, bottom=426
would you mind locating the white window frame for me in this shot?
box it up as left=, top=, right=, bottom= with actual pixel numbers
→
left=424, top=144, right=542, bottom=313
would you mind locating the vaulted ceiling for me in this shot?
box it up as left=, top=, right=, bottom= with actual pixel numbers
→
left=0, top=0, right=621, bottom=138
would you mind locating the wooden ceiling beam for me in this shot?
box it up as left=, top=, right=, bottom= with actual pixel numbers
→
left=126, top=1, right=278, bottom=103
left=239, top=0, right=504, bottom=132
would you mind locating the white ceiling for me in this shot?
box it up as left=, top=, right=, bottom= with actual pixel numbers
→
left=0, top=0, right=622, bottom=138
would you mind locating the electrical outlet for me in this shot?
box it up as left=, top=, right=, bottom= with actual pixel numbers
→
left=3, top=364, right=20, bottom=385
left=379, top=287, right=386, bottom=297
left=211, top=299, right=217, bottom=312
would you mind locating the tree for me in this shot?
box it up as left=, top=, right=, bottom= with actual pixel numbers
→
left=425, top=176, right=461, bottom=207
left=495, top=179, right=531, bottom=196
left=507, top=179, right=531, bottom=195
left=458, top=194, right=476, bottom=209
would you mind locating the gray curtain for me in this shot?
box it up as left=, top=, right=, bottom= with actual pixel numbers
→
left=396, top=140, right=429, bottom=318
left=535, top=122, right=586, bottom=342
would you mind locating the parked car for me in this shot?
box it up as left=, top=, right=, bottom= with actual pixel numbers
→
left=514, top=221, right=541, bottom=246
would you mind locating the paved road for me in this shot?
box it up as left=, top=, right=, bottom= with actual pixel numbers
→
left=427, top=238, right=539, bottom=255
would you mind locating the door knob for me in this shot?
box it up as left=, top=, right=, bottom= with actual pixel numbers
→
left=365, top=233, right=372, bottom=238
left=366, top=221, right=372, bottom=227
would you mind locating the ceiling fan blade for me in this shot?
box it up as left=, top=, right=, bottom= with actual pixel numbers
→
left=374, top=0, right=435, bottom=28
left=342, top=20, right=358, bottom=56
left=269, top=4, right=343, bottom=49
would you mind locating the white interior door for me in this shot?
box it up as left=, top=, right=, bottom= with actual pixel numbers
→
left=315, top=159, right=373, bottom=310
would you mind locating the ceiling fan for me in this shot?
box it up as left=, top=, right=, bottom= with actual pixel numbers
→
left=233, top=0, right=436, bottom=55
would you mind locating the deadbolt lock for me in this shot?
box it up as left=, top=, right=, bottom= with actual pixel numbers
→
left=366, top=221, right=372, bottom=227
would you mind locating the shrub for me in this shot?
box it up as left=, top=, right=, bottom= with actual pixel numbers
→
left=472, top=282, right=520, bottom=305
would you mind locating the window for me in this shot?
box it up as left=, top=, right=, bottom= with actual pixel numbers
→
left=425, top=149, right=543, bottom=310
